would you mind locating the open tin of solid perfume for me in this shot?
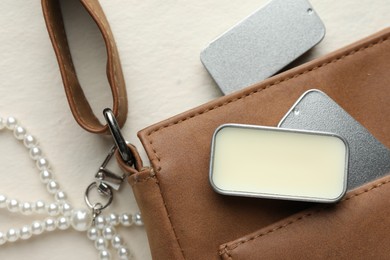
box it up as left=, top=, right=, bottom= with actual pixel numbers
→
left=209, top=123, right=349, bottom=203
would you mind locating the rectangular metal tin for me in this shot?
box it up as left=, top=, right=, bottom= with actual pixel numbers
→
left=209, top=124, right=348, bottom=203
left=201, top=0, right=325, bottom=94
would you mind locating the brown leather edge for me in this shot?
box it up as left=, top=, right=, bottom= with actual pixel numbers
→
left=219, top=172, right=390, bottom=258
left=138, top=27, right=390, bottom=171
left=128, top=169, right=186, bottom=260
left=41, top=0, right=128, bottom=134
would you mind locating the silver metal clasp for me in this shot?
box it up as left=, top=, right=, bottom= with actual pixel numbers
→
left=95, top=108, right=136, bottom=195
left=85, top=146, right=123, bottom=214
left=84, top=108, right=135, bottom=216
left=95, top=146, right=125, bottom=194
left=103, top=108, right=135, bottom=166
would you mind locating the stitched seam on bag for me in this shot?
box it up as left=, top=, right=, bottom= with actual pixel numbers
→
left=146, top=36, right=389, bottom=140
left=148, top=140, right=162, bottom=168
left=128, top=167, right=156, bottom=184
left=144, top=35, right=389, bottom=259
left=220, top=247, right=233, bottom=260
left=129, top=174, right=185, bottom=258
left=133, top=175, right=156, bottom=183
left=152, top=175, right=187, bottom=259
left=130, top=174, right=186, bottom=258
left=223, top=177, right=390, bottom=257
left=221, top=208, right=326, bottom=258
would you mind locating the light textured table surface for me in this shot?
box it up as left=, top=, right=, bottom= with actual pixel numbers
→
left=0, top=0, right=389, bottom=259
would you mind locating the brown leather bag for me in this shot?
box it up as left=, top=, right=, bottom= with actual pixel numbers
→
left=42, top=1, right=390, bottom=259
left=134, top=28, right=390, bottom=259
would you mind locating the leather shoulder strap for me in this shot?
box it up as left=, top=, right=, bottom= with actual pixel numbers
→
left=41, top=0, right=128, bottom=134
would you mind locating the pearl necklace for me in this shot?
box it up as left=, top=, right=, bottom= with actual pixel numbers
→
left=0, top=116, right=143, bottom=260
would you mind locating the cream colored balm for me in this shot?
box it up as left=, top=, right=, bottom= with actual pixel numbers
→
left=209, top=124, right=349, bottom=203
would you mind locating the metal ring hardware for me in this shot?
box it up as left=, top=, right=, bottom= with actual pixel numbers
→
left=84, top=182, right=113, bottom=213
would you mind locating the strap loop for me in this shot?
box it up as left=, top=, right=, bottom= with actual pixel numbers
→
left=41, top=0, right=128, bottom=134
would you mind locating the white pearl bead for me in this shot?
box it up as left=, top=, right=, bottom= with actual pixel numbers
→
left=95, top=215, right=106, bottom=229
left=120, top=213, right=133, bottom=227
left=95, top=237, right=108, bottom=251
left=13, top=125, right=26, bottom=140
left=31, top=221, right=44, bottom=235
left=5, top=117, right=17, bottom=130
left=61, top=202, right=73, bottom=216
left=107, top=213, right=120, bottom=226
left=99, top=250, right=111, bottom=260
left=29, top=146, right=43, bottom=160
left=23, top=134, right=37, bottom=148
left=0, top=232, right=6, bottom=245
left=47, top=203, right=60, bottom=216
left=133, top=212, right=143, bottom=226
left=0, top=117, right=5, bottom=130
left=44, top=217, right=57, bottom=231
left=118, top=246, right=132, bottom=260
left=20, top=225, right=32, bottom=240
left=20, top=202, right=33, bottom=215
left=70, top=209, right=92, bottom=231
left=87, top=227, right=99, bottom=240
left=0, top=194, right=7, bottom=208
left=55, top=191, right=67, bottom=202
left=111, top=234, right=123, bottom=249
left=102, top=226, right=116, bottom=240
left=7, top=199, right=19, bottom=212
left=6, top=228, right=19, bottom=242
left=36, top=157, right=49, bottom=170
left=39, top=170, right=52, bottom=183
left=47, top=180, right=59, bottom=194
left=57, top=216, right=70, bottom=230
left=34, top=200, right=46, bottom=214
